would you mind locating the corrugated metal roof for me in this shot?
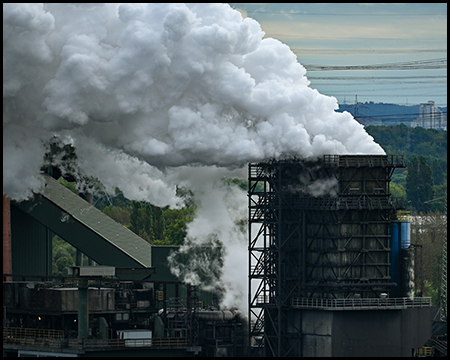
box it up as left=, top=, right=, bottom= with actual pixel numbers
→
left=40, top=174, right=152, bottom=267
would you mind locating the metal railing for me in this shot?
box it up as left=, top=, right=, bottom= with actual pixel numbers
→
left=250, top=195, right=405, bottom=213
left=3, top=327, right=64, bottom=348
left=291, top=297, right=432, bottom=310
left=67, top=337, right=188, bottom=349
left=3, top=327, right=188, bottom=350
left=323, top=154, right=405, bottom=168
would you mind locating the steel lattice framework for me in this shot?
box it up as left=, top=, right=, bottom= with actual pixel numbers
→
left=248, top=155, right=406, bottom=357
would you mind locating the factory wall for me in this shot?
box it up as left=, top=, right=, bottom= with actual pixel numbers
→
left=297, top=306, right=437, bottom=357
left=331, top=307, right=437, bottom=357
left=10, top=204, right=52, bottom=277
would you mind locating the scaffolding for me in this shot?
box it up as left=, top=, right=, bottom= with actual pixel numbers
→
left=248, top=155, right=406, bottom=357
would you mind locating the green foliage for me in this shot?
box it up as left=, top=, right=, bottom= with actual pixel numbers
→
left=52, top=235, right=76, bottom=276
left=406, top=156, right=434, bottom=213
left=391, top=172, right=407, bottom=188
left=57, top=178, right=78, bottom=194
left=365, top=125, right=446, bottom=213
left=124, top=200, right=196, bottom=245
left=152, top=206, right=165, bottom=240
left=430, top=157, right=446, bottom=186
left=411, top=211, right=446, bottom=304
left=103, top=205, right=131, bottom=226
left=430, top=184, right=447, bottom=213
left=159, top=207, right=196, bottom=245
left=129, top=201, right=155, bottom=243
left=54, top=256, right=75, bottom=276
left=176, top=186, right=196, bottom=207
left=423, top=280, right=439, bottom=305
left=390, top=182, right=406, bottom=198
left=42, top=136, right=79, bottom=181
left=222, top=177, right=248, bottom=191
left=94, top=187, right=133, bottom=211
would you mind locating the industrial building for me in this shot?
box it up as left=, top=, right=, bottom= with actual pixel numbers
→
left=3, top=173, right=247, bottom=357
left=3, top=155, right=446, bottom=356
left=248, top=155, right=443, bottom=357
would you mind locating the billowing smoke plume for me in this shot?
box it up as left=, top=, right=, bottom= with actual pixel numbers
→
left=3, top=3, right=384, bottom=311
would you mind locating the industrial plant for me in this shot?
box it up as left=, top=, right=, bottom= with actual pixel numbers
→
left=3, top=155, right=446, bottom=357
left=248, top=154, right=444, bottom=357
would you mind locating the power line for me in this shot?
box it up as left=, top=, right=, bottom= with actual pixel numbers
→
left=339, top=111, right=448, bottom=118
left=308, top=75, right=446, bottom=80
left=264, top=33, right=446, bottom=41
left=291, top=48, right=447, bottom=55
left=331, top=94, right=447, bottom=98
left=303, top=58, right=447, bottom=71
left=313, top=83, right=447, bottom=89
left=244, top=10, right=447, bottom=17
left=312, top=79, right=446, bottom=84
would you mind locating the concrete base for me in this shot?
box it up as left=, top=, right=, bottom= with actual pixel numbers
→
left=297, top=306, right=438, bottom=357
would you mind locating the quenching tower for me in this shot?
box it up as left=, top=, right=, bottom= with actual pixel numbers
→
left=248, top=155, right=419, bottom=356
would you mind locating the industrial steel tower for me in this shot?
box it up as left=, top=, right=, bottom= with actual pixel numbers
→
left=248, top=155, right=413, bottom=357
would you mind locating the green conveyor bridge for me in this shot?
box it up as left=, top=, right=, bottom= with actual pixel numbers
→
left=13, top=174, right=152, bottom=270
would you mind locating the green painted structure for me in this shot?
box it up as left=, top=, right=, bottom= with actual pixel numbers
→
left=12, top=174, right=152, bottom=272
left=9, top=174, right=215, bottom=296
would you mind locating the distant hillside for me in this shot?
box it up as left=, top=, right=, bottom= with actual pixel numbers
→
left=337, top=101, right=447, bottom=127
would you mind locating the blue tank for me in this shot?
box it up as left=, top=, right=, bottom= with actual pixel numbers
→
left=400, top=221, right=411, bottom=249
left=390, top=221, right=401, bottom=297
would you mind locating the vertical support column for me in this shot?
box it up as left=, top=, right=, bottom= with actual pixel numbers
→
left=78, top=278, right=89, bottom=339
left=76, top=250, right=83, bottom=266
left=277, top=163, right=282, bottom=357
left=46, top=229, right=53, bottom=276
left=3, top=195, right=12, bottom=280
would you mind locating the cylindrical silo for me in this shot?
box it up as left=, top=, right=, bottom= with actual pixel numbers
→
left=400, top=221, right=411, bottom=249
left=390, top=211, right=412, bottom=298
left=390, top=221, right=401, bottom=298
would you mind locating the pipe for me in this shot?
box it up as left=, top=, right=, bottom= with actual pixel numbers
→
left=196, top=309, right=250, bottom=356
left=196, top=310, right=238, bottom=321
left=78, top=278, right=89, bottom=339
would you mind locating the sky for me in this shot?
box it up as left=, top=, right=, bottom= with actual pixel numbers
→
left=229, top=3, right=447, bottom=107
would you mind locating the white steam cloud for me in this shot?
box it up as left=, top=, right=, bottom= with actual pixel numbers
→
left=3, top=3, right=384, bottom=311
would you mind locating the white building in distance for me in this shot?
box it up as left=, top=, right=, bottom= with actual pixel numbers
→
left=411, top=101, right=447, bottom=130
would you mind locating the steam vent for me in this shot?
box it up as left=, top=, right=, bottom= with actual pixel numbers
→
left=248, top=155, right=436, bottom=357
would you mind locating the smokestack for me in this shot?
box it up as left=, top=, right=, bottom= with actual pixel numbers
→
left=3, top=194, right=12, bottom=280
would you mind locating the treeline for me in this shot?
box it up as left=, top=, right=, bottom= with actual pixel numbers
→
left=365, top=124, right=447, bottom=213
left=94, top=187, right=196, bottom=246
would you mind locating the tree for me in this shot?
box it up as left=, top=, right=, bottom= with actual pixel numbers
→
left=103, top=205, right=130, bottom=226
left=411, top=211, right=446, bottom=303
left=54, top=256, right=75, bottom=276
left=52, top=235, right=77, bottom=276
left=159, top=207, right=196, bottom=245
left=152, top=206, right=165, bottom=241
left=430, top=158, right=446, bottom=186
left=129, top=201, right=154, bottom=243
left=390, top=182, right=406, bottom=198
left=406, top=155, right=434, bottom=213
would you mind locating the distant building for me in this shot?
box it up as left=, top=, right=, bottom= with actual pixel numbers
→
left=411, top=101, right=447, bottom=130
